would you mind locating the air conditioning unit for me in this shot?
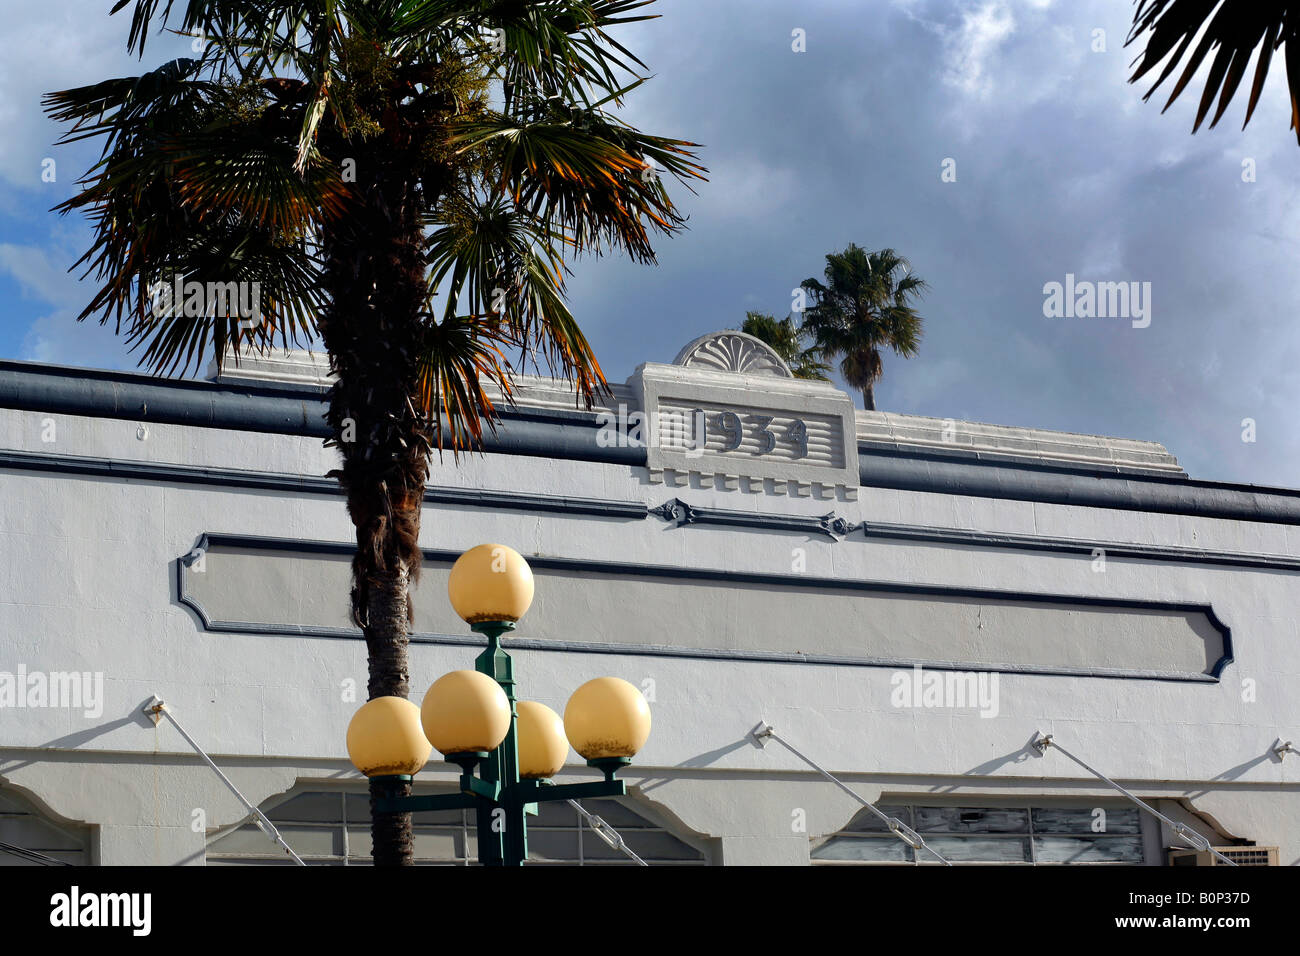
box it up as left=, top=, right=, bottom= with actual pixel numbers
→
left=1168, top=846, right=1278, bottom=866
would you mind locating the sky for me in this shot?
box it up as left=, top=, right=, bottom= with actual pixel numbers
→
left=1, top=0, right=1298, bottom=488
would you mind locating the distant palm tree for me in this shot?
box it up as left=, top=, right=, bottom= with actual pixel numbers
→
left=1128, top=1, right=1300, bottom=142
left=46, top=0, right=703, bottom=866
left=739, top=311, right=830, bottom=381
left=800, top=245, right=926, bottom=411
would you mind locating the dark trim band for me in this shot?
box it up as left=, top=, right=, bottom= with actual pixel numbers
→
left=859, top=447, right=1300, bottom=526
left=5, top=357, right=1300, bottom=523
left=0, top=449, right=646, bottom=520
left=4, top=449, right=1297, bottom=571
left=861, top=521, right=1300, bottom=572
left=0, top=359, right=640, bottom=466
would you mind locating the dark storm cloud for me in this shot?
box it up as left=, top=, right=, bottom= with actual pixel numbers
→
left=564, top=0, right=1300, bottom=487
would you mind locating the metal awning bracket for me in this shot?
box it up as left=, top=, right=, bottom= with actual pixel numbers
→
left=142, top=693, right=306, bottom=865
left=1032, top=729, right=1235, bottom=865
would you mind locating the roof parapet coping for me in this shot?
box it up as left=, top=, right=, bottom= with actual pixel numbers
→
left=209, top=347, right=1182, bottom=478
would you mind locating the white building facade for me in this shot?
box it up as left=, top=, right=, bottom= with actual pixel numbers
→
left=0, top=330, right=1296, bottom=866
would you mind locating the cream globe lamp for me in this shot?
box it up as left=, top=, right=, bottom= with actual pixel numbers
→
left=346, top=696, right=432, bottom=778
left=447, top=543, right=534, bottom=629
left=516, top=701, right=570, bottom=780
left=358, top=544, right=652, bottom=867
left=421, top=670, right=511, bottom=773
left=564, top=677, right=652, bottom=780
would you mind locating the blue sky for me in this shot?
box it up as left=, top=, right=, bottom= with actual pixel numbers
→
left=2, top=1, right=1299, bottom=487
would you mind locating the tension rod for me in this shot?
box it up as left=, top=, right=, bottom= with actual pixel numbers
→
left=750, top=722, right=952, bottom=866
left=567, top=800, right=648, bottom=866
left=1031, top=732, right=1237, bottom=866
left=144, top=696, right=306, bottom=866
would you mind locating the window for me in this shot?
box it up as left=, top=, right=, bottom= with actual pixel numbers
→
left=205, top=788, right=709, bottom=866
left=0, top=787, right=91, bottom=866
left=813, top=802, right=1147, bottom=865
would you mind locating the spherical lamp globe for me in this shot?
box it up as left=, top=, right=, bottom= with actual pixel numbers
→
left=420, top=670, right=512, bottom=756
left=563, top=677, right=652, bottom=761
left=447, top=543, right=534, bottom=625
left=346, top=696, right=432, bottom=777
left=516, top=701, right=570, bottom=779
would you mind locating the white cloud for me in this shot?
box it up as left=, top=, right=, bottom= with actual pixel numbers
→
left=697, top=154, right=800, bottom=220
left=945, top=1, right=1016, bottom=96
left=893, top=0, right=1071, bottom=101
left=19, top=309, right=134, bottom=369
left=0, top=238, right=134, bottom=368
left=0, top=2, right=191, bottom=191
left=0, top=4, right=197, bottom=370
left=0, top=241, right=82, bottom=308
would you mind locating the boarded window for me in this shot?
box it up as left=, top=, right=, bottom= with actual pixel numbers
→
left=813, top=803, right=1145, bottom=865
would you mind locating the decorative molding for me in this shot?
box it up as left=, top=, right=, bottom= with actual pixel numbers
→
left=858, top=440, right=1186, bottom=480
left=652, top=498, right=859, bottom=541
left=209, top=350, right=334, bottom=390
left=5, top=450, right=1300, bottom=572
left=4, top=450, right=1299, bottom=571
left=855, top=450, right=1300, bottom=526
left=672, top=331, right=792, bottom=377
left=861, top=521, right=1300, bottom=572
left=0, top=450, right=647, bottom=520
left=647, top=494, right=1300, bottom=572
left=209, top=349, right=642, bottom=418
left=822, top=514, right=858, bottom=539
left=648, top=499, right=691, bottom=524
left=176, top=531, right=1234, bottom=682
left=0, top=360, right=640, bottom=465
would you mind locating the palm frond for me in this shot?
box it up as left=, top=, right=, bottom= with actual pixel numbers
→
left=45, top=57, right=335, bottom=373
left=414, top=313, right=519, bottom=453
left=1127, top=0, right=1300, bottom=141
left=59, top=0, right=702, bottom=394
left=425, top=190, right=604, bottom=405
left=451, top=111, right=703, bottom=262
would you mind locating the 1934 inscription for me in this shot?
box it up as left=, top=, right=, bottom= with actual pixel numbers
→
left=688, top=408, right=808, bottom=459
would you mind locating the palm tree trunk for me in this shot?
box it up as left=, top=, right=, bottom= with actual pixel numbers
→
left=863, top=383, right=876, bottom=411
left=365, top=565, right=415, bottom=867
left=318, top=134, right=438, bottom=866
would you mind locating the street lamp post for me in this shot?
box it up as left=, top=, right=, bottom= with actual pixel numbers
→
left=345, top=543, right=651, bottom=866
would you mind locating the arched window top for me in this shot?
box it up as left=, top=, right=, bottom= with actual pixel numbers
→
left=0, top=786, right=92, bottom=867
left=206, top=786, right=711, bottom=866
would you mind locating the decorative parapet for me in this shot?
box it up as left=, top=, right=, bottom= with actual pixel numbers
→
left=208, top=349, right=334, bottom=389
left=856, top=410, right=1185, bottom=476
left=629, top=331, right=861, bottom=499
left=200, top=337, right=1183, bottom=486
left=672, top=330, right=794, bottom=377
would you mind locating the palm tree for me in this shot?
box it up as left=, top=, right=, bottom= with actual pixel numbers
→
left=739, top=311, right=830, bottom=381
left=1127, top=1, right=1300, bottom=142
left=45, top=0, right=703, bottom=866
left=800, top=245, right=926, bottom=411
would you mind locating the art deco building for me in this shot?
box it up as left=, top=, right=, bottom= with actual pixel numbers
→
left=0, top=331, right=1295, bottom=865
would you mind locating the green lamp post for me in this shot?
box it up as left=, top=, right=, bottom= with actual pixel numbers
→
left=345, top=543, right=652, bottom=866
